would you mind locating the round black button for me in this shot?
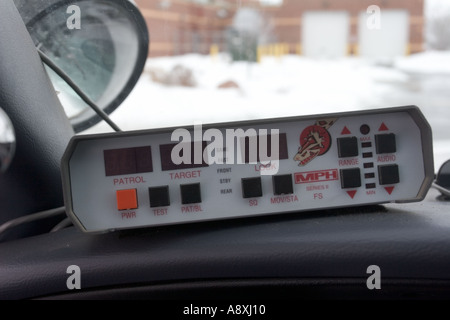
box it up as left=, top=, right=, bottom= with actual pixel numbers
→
left=360, top=124, right=371, bottom=135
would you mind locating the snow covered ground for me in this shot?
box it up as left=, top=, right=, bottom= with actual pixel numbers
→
left=84, top=52, right=450, bottom=169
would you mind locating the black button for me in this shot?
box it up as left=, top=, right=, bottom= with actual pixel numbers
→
left=375, top=134, right=396, bottom=154
left=378, top=164, right=400, bottom=185
left=149, top=186, right=170, bottom=208
left=242, top=177, right=263, bottom=198
left=273, top=174, right=294, bottom=195
left=340, top=168, right=362, bottom=189
left=180, top=183, right=202, bottom=204
left=337, top=137, right=359, bottom=158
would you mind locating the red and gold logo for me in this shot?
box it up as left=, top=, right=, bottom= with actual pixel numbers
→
left=294, top=118, right=337, bottom=166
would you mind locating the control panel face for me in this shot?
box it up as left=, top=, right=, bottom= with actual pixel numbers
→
left=62, top=106, right=434, bottom=233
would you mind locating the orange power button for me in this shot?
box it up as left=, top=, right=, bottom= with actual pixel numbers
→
left=116, top=189, right=138, bottom=211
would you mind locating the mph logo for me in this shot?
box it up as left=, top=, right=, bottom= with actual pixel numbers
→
left=295, top=169, right=339, bottom=184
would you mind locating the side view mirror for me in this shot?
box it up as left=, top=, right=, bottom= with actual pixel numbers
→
left=14, top=0, right=149, bottom=132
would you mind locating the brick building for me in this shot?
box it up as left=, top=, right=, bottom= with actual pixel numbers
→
left=134, top=0, right=424, bottom=57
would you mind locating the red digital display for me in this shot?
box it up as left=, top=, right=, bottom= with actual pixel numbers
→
left=243, top=133, right=289, bottom=164
left=160, top=142, right=209, bottom=172
left=104, top=146, right=153, bottom=177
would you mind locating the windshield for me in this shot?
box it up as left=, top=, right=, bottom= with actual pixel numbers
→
left=20, top=0, right=450, bottom=169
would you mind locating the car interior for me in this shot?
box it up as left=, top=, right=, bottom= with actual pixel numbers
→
left=1, top=0, right=450, bottom=301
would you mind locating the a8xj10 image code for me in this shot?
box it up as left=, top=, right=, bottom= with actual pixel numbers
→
left=182, top=304, right=267, bottom=317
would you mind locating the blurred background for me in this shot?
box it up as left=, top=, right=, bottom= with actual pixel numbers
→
left=85, top=0, right=450, bottom=167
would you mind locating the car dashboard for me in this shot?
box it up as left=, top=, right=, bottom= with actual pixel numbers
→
left=1, top=188, right=450, bottom=300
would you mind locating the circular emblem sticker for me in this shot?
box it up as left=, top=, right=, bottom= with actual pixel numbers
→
left=300, top=125, right=331, bottom=156
left=294, top=124, right=333, bottom=166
